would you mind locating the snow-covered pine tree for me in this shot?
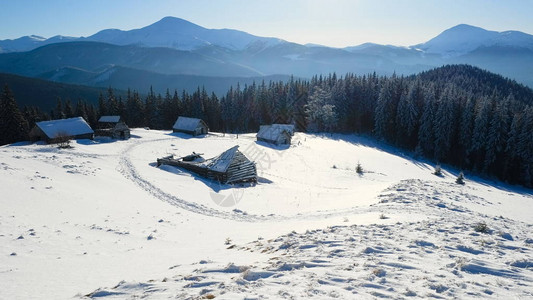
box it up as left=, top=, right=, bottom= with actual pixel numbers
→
left=459, top=96, right=476, bottom=166
left=433, top=164, right=443, bottom=176
left=456, top=172, right=465, bottom=184
left=469, top=96, right=492, bottom=171
left=356, top=162, right=363, bottom=174
left=416, top=85, right=437, bottom=157
left=305, top=87, right=337, bottom=132
left=433, top=86, right=456, bottom=162
left=374, top=79, right=395, bottom=140
left=484, top=94, right=511, bottom=173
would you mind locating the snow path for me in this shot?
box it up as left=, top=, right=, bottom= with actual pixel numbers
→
left=116, top=138, right=493, bottom=225
left=116, top=138, right=268, bottom=222
left=116, top=138, right=427, bottom=223
left=116, top=136, right=516, bottom=226
left=115, top=136, right=383, bottom=222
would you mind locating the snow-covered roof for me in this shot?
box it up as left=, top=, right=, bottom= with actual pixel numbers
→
left=207, top=146, right=239, bottom=173
left=98, top=116, right=121, bottom=123
left=257, top=124, right=292, bottom=141
left=272, top=124, right=295, bottom=135
left=36, top=117, right=94, bottom=138
left=172, top=116, right=206, bottom=131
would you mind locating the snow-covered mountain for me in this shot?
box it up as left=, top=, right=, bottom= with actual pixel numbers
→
left=0, top=17, right=285, bottom=53
left=412, top=24, right=533, bottom=57
left=84, top=16, right=285, bottom=51
left=0, top=35, right=77, bottom=53
left=1, top=19, right=533, bottom=88
left=1, top=130, right=532, bottom=299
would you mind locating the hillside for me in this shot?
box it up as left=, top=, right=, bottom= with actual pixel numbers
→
left=0, top=41, right=263, bottom=78
left=415, top=64, right=533, bottom=106
left=0, top=72, right=121, bottom=110
left=1, top=130, right=532, bottom=299
left=37, top=66, right=292, bottom=97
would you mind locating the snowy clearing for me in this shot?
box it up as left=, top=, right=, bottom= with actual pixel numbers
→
left=1, top=129, right=532, bottom=299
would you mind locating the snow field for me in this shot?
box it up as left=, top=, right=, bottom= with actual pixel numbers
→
left=1, top=129, right=532, bottom=299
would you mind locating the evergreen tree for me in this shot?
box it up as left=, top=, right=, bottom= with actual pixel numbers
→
left=64, top=99, right=74, bottom=118
left=469, top=96, right=492, bottom=171
left=75, top=100, right=88, bottom=121
left=97, top=93, right=106, bottom=116
left=484, top=95, right=511, bottom=173
left=396, top=81, right=420, bottom=148
left=0, top=85, right=29, bottom=145
left=416, top=86, right=437, bottom=157
left=106, top=87, right=118, bottom=115
left=374, top=79, right=394, bottom=140
left=458, top=96, right=476, bottom=166
left=54, top=97, right=65, bottom=119
left=433, top=86, right=456, bottom=162
left=305, top=87, right=337, bottom=132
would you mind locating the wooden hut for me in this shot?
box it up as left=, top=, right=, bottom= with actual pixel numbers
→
left=96, top=116, right=130, bottom=139
left=172, top=116, right=208, bottom=136
left=272, top=124, right=295, bottom=136
left=29, top=117, right=94, bottom=143
left=256, top=124, right=294, bottom=145
left=157, top=146, right=257, bottom=184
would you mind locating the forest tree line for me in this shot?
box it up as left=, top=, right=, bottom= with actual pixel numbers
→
left=1, top=65, right=532, bottom=187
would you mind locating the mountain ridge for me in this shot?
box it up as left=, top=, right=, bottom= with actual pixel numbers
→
left=1, top=18, right=533, bottom=88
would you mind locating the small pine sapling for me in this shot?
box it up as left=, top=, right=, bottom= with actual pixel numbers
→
left=356, top=162, right=363, bottom=174
left=474, top=222, right=489, bottom=233
left=433, top=164, right=443, bottom=176
left=55, top=132, right=72, bottom=149
left=456, top=172, right=465, bottom=184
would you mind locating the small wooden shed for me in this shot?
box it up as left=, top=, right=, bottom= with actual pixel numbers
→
left=157, top=146, right=257, bottom=184
left=29, top=117, right=94, bottom=143
left=172, top=116, right=208, bottom=136
left=96, top=115, right=130, bottom=139
left=256, top=124, right=294, bottom=145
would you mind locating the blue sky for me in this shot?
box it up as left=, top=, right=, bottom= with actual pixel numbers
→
left=1, top=0, right=532, bottom=47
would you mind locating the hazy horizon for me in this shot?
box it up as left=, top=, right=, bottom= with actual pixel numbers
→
left=1, top=0, right=533, bottom=48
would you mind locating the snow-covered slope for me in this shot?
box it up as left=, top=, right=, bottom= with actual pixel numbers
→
left=412, top=24, right=533, bottom=57
left=0, top=35, right=46, bottom=53
left=1, top=130, right=532, bottom=299
left=0, top=35, right=77, bottom=53
left=0, top=17, right=284, bottom=53
left=85, top=16, right=284, bottom=51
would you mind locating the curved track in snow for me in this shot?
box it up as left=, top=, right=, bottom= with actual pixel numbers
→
left=116, top=137, right=482, bottom=223
left=117, top=138, right=271, bottom=222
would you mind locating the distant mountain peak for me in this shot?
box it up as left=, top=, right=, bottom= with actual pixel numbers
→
left=147, top=16, right=203, bottom=30
left=412, top=23, right=533, bottom=57
left=446, top=23, right=486, bottom=31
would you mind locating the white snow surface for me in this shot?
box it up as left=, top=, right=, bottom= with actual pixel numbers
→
left=0, top=130, right=532, bottom=299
